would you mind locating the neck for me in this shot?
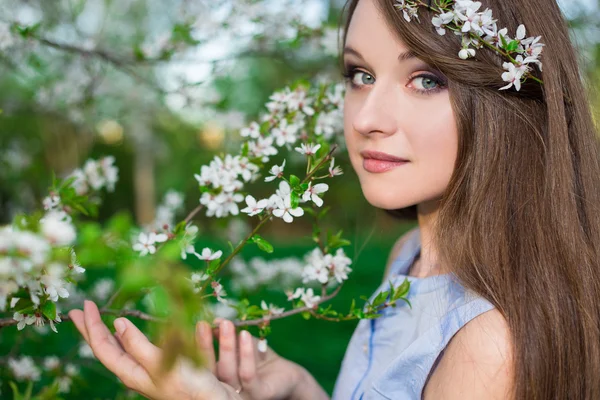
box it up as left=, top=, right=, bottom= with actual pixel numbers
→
left=412, top=199, right=447, bottom=278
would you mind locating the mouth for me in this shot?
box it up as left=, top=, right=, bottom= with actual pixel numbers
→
left=360, top=150, right=409, bottom=173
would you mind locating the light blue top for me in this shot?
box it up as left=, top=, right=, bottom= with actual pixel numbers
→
left=331, top=228, right=496, bottom=400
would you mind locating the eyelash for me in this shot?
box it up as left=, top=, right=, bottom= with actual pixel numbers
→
left=341, top=65, right=447, bottom=95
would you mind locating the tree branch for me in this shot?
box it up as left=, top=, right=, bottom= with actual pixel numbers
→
left=0, top=307, right=164, bottom=329
left=229, top=283, right=344, bottom=328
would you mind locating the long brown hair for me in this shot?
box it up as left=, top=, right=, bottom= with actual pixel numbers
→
left=341, top=0, right=600, bottom=398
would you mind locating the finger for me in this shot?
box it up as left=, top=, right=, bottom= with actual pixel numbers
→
left=82, top=300, right=156, bottom=394
left=238, top=330, right=260, bottom=392
left=68, top=309, right=90, bottom=343
left=196, top=321, right=216, bottom=374
left=113, top=317, right=163, bottom=378
left=211, top=317, right=223, bottom=337
left=216, top=320, right=240, bottom=387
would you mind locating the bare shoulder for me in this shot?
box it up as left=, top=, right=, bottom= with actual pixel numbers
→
left=382, top=226, right=419, bottom=281
left=423, top=308, right=515, bottom=400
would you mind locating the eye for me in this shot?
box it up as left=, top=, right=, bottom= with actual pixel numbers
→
left=342, top=66, right=375, bottom=89
left=351, top=71, right=375, bottom=87
left=409, top=74, right=446, bottom=95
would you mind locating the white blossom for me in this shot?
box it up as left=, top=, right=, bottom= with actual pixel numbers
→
left=261, top=300, right=284, bottom=315
left=13, top=312, right=36, bottom=330
left=248, top=135, right=278, bottom=162
left=164, top=190, right=184, bottom=209
left=0, top=22, right=15, bottom=51
left=8, top=356, right=41, bottom=381
left=69, top=249, right=85, bottom=274
left=272, top=195, right=304, bottom=223
left=241, top=195, right=269, bottom=217
left=295, top=143, right=321, bottom=156
left=499, top=56, right=529, bottom=91
left=302, top=182, right=329, bottom=207
left=287, top=89, right=315, bottom=116
left=132, top=232, right=168, bottom=256
left=198, top=248, right=223, bottom=261
left=271, top=119, right=299, bottom=147
left=328, top=158, right=343, bottom=177
left=191, top=272, right=210, bottom=284
left=43, top=195, right=61, bottom=211
left=65, top=363, right=79, bottom=376
left=57, top=376, right=73, bottom=393
left=264, top=160, right=286, bottom=182
left=240, top=121, right=261, bottom=139
left=257, top=338, right=268, bottom=353
left=40, top=212, right=76, bottom=246
left=287, top=288, right=321, bottom=308
left=431, top=12, right=454, bottom=35
left=211, top=280, right=227, bottom=303
left=91, top=278, right=114, bottom=301
left=41, top=263, right=70, bottom=302
left=78, top=342, right=95, bottom=358
left=43, top=356, right=60, bottom=370
left=100, top=156, right=119, bottom=191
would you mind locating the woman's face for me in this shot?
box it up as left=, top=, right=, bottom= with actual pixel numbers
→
left=343, top=0, right=458, bottom=211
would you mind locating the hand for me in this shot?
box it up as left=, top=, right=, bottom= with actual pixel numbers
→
left=68, top=300, right=242, bottom=400
left=196, top=318, right=307, bottom=400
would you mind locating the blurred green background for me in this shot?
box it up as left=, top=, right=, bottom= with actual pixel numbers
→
left=0, top=0, right=598, bottom=398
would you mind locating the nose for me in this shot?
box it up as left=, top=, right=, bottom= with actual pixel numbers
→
left=351, top=82, right=399, bottom=138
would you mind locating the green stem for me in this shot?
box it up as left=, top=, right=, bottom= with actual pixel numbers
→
left=198, top=214, right=271, bottom=295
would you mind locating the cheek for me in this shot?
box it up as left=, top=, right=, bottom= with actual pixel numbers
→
left=408, top=107, right=458, bottom=194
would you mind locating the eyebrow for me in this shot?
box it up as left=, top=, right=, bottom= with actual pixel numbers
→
left=342, top=46, right=417, bottom=63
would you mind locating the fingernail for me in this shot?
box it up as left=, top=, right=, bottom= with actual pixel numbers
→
left=240, top=330, right=250, bottom=343
left=221, top=320, right=231, bottom=336
left=114, top=319, right=127, bottom=335
left=197, top=322, right=207, bottom=336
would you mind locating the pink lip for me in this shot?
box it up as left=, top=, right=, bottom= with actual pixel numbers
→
left=361, top=150, right=409, bottom=173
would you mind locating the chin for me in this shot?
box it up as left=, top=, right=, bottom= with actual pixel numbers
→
left=360, top=185, right=417, bottom=211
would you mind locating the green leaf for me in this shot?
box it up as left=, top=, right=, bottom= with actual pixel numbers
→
left=290, top=192, right=300, bottom=209
left=41, top=301, right=57, bottom=320
left=506, top=40, right=519, bottom=52
left=14, top=299, right=35, bottom=313
left=250, top=234, right=274, bottom=253
left=289, top=174, right=300, bottom=187
left=500, top=33, right=509, bottom=49
left=146, top=286, right=171, bottom=317
left=301, top=311, right=311, bottom=320
left=372, top=291, right=388, bottom=307
left=208, top=258, right=221, bottom=274
left=393, top=278, right=411, bottom=300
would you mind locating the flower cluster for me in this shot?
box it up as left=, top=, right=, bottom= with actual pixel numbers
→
left=0, top=156, right=122, bottom=333
left=151, top=190, right=185, bottom=232
left=43, top=156, right=119, bottom=215
left=301, top=247, right=353, bottom=285
left=196, top=154, right=260, bottom=218
left=394, top=0, right=544, bottom=91
left=195, top=83, right=344, bottom=222
left=0, top=21, right=15, bottom=51
left=229, top=255, right=305, bottom=292
left=286, top=287, right=321, bottom=309
left=1, top=222, right=82, bottom=332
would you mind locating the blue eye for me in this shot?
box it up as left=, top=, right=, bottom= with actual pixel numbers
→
left=408, top=74, right=447, bottom=95
left=351, top=71, right=375, bottom=87
left=413, top=76, right=438, bottom=90
left=342, top=67, right=375, bottom=89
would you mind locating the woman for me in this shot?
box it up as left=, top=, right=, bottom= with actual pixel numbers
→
left=69, top=0, right=600, bottom=398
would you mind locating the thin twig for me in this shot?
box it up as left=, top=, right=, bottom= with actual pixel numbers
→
left=183, top=204, right=204, bottom=225
left=228, top=284, right=343, bottom=328
left=0, top=308, right=164, bottom=328
left=103, top=287, right=122, bottom=309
